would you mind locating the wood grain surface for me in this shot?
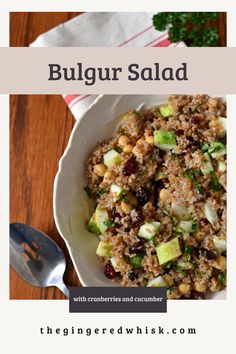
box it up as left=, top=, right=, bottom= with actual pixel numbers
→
left=10, top=11, right=227, bottom=300
left=10, top=13, right=82, bottom=299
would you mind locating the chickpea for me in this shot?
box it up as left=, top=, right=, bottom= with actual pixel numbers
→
left=118, top=135, right=130, bottom=147
left=178, top=283, right=190, bottom=295
left=213, top=256, right=226, bottom=271
left=194, top=232, right=204, bottom=242
left=136, top=137, right=145, bottom=145
left=103, top=170, right=116, bottom=182
left=123, top=144, right=134, bottom=153
left=194, top=282, right=207, bottom=293
left=163, top=274, right=174, bottom=287
left=94, top=163, right=107, bottom=177
left=132, top=145, right=140, bottom=158
left=146, top=135, right=154, bottom=144
left=121, top=200, right=132, bottom=214
left=208, top=98, right=218, bottom=108
left=159, top=188, right=168, bottom=202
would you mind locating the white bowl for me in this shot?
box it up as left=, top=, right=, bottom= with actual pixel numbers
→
left=53, top=95, right=226, bottom=298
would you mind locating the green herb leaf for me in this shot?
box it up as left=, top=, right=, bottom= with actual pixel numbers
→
left=211, top=173, right=220, bottom=191
left=184, top=169, right=203, bottom=194
left=122, top=195, right=129, bottom=203
left=115, top=146, right=123, bottom=153
left=184, top=244, right=193, bottom=256
left=191, top=219, right=199, bottom=232
left=172, top=264, right=186, bottom=276
left=218, top=273, right=226, bottom=284
left=103, top=219, right=115, bottom=228
left=96, top=188, right=108, bottom=197
left=163, top=209, right=170, bottom=216
left=152, top=12, right=219, bottom=47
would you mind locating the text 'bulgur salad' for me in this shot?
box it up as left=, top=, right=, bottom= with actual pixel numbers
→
left=84, top=95, right=227, bottom=299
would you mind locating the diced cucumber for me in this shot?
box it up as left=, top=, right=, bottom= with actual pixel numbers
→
left=218, top=160, right=226, bottom=173
left=95, top=207, right=109, bottom=234
left=217, top=117, right=227, bottom=137
left=209, top=141, right=226, bottom=160
left=213, top=236, right=226, bottom=253
left=159, top=103, right=174, bottom=118
left=155, top=169, right=166, bottom=181
left=147, top=276, right=168, bottom=287
left=138, top=221, right=161, bottom=240
left=156, top=237, right=182, bottom=265
left=87, top=213, right=101, bottom=235
left=154, top=130, right=177, bottom=151
left=204, top=202, right=218, bottom=225
left=200, top=152, right=214, bottom=176
left=130, top=254, right=143, bottom=268
left=110, top=184, right=124, bottom=200
left=110, top=257, right=119, bottom=271
left=103, top=149, right=121, bottom=168
left=178, top=220, right=198, bottom=233
left=96, top=240, right=112, bottom=257
left=171, top=202, right=189, bottom=220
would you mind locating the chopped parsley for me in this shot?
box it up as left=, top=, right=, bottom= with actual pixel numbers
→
left=190, top=106, right=199, bottom=113
left=103, top=219, right=115, bottom=228
left=184, top=169, right=203, bottom=194
left=172, top=264, right=186, bottom=276
left=211, top=173, right=220, bottom=191
left=191, top=219, right=199, bottom=232
left=218, top=273, right=226, bottom=284
left=96, top=188, right=108, bottom=197
left=122, top=194, right=129, bottom=203
left=115, top=146, right=123, bottom=153
left=184, top=244, right=193, bottom=256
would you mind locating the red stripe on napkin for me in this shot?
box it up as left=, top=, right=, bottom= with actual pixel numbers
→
left=63, top=94, right=80, bottom=105
left=117, top=25, right=154, bottom=47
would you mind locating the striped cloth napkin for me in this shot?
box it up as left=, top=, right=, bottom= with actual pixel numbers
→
left=31, top=12, right=185, bottom=121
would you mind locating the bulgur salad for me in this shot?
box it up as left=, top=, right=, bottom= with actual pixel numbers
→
left=84, top=95, right=227, bottom=299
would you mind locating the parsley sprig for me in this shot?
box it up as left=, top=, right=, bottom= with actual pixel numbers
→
left=153, top=12, right=220, bottom=47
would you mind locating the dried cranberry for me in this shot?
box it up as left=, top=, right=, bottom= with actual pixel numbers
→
left=190, top=291, right=205, bottom=300
left=190, top=116, right=199, bottom=124
left=158, top=150, right=165, bottom=159
left=111, top=207, right=121, bottom=220
left=192, top=247, right=200, bottom=258
left=186, top=137, right=200, bottom=150
left=200, top=248, right=217, bottom=260
left=136, top=188, right=151, bottom=206
left=130, top=209, right=144, bottom=228
left=123, top=157, right=139, bottom=176
left=129, top=238, right=145, bottom=254
left=109, top=227, right=118, bottom=235
left=175, top=129, right=184, bottom=136
left=104, top=262, right=116, bottom=279
left=199, top=218, right=209, bottom=227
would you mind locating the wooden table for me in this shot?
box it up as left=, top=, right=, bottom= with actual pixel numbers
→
left=10, top=12, right=227, bottom=300
left=10, top=13, right=82, bottom=299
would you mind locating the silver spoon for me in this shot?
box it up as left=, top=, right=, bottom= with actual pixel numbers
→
left=10, top=223, right=69, bottom=298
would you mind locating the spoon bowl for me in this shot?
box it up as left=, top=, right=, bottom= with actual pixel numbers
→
left=10, top=223, right=69, bottom=298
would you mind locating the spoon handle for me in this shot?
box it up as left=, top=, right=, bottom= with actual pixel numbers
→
left=57, top=281, right=70, bottom=298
